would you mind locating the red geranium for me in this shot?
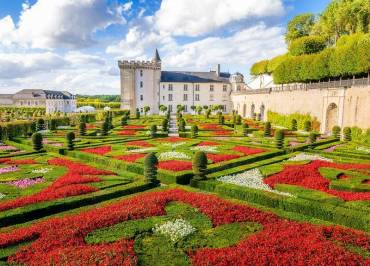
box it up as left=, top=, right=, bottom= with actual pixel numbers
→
left=213, top=130, right=233, bottom=136
left=197, top=141, right=219, bottom=146
left=207, top=153, right=241, bottom=163
left=115, top=153, right=146, bottom=163
left=80, top=145, right=112, bottom=155
left=86, top=124, right=96, bottom=129
left=156, top=137, right=189, bottom=143
left=0, top=189, right=368, bottom=266
left=264, top=160, right=370, bottom=201
left=123, top=125, right=145, bottom=129
left=158, top=160, right=192, bottom=171
left=233, top=146, right=266, bottom=156
left=202, top=124, right=222, bottom=130
left=4, top=158, right=37, bottom=165
left=117, top=130, right=136, bottom=136
left=125, top=140, right=154, bottom=147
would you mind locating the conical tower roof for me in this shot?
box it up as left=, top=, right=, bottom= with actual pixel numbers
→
left=153, top=48, right=161, bottom=62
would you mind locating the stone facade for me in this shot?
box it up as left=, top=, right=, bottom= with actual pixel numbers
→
left=231, top=79, right=370, bottom=133
left=0, top=89, right=77, bottom=114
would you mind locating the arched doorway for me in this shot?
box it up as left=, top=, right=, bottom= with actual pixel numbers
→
left=260, top=104, right=265, bottom=121
left=325, top=103, right=338, bottom=133
left=243, top=104, right=247, bottom=117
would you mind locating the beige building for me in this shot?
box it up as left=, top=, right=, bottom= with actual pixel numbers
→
left=232, top=78, right=370, bottom=133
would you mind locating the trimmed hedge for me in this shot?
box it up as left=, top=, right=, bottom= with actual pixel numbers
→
left=289, top=36, right=326, bottom=56
left=267, top=111, right=320, bottom=131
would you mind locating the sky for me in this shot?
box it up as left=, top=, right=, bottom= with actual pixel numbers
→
left=0, top=0, right=331, bottom=95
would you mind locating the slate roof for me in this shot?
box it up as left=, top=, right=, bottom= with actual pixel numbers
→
left=160, top=71, right=230, bottom=83
left=13, top=89, right=73, bottom=99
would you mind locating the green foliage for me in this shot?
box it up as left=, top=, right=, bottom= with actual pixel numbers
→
left=304, top=121, right=312, bottom=132
left=66, top=132, right=75, bottom=150
left=250, top=60, right=269, bottom=75
left=242, top=123, right=249, bottom=136
left=150, top=125, right=157, bottom=138
left=79, top=122, right=86, bottom=136
left=267, top=111, right=320, bottom=131
left=31, top=133, right=43, bottom=151
left=218, top=115, right=225, bottom=125
left=144, top=106, right=150, bottom=116
left=332, top=126, right=341, bottom=139
left=286, top=13, right=315, bottom=43
left=178, top=119, right=186, bottom=132
left=308, top=132, right=317, bottom=148
left=136, top=108, right=140, bottom=119
left=121, top=115, right=128, bottom=126
left=101, top=121, right=110, bottom=136
left=267, top=54, right=290, bottom=73
left=205, top=109, right=211, bottom=119
left=291, top=119, right=298, bottom=131
left=235, top=115, right=242, bottom=125
left=350, top=127, right=370, bottom=144
left=191, top=125, right=198, bottom=138
left=162, top=118, right=168, bottom=132
left=264, top=122, right=271, bottom=137
left=192, top=151, right=207, bottom=180
left=196, top=106, right=203, bottom=115
left=36, top=118, right=45, bottom=131
left=275, top=129, right=285, bottom=149
left=289, top=36, right=327, bottom=55
left=159, top=105, right=168, bottom=114
left=144, top=153, right=159, bottom=184
left=343, top=127, right=352, bottom=141
left=49, top=119, right=57, bottom=131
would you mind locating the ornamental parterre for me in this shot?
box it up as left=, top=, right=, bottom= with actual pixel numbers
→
left=0, top=189, right=368, bottom=266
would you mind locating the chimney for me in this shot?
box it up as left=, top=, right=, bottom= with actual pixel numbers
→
left=216, top=64, right=221, bottom=77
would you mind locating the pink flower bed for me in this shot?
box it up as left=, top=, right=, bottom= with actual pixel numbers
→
left=233, top=146, right=266, bottom=156
left=7, top=177, right=44, bottom=189
left=0, top=165, right=18, bottom=174
left=80, top=145, right=112, bottom=155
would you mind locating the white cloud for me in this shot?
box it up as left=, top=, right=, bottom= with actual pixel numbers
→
left=154, top=0, right=284, bottom=36
left=122, top=1, right=133, bottom=12
left=0, top=16, right=16, bottom=47
left=2, top=0, right=124, bottom=50
left=65, top=52, right=106, bottom=66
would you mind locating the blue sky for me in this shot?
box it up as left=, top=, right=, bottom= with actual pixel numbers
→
left=0, top=0, right=331, bottom=94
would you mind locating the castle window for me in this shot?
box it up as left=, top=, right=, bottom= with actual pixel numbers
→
left=140, top=95, right=143, bottom=101
left=237, top=85, right=241, bottom=91
left=163, top=85, right=165, bottom=89
left=168, top=84, right=173, bottom=91
left=210, top=94, right=214, bottom=101
left=183, top=94, right=188, bottom=101
left=195, top=84, right=200, bottom=91
left=163, top=96, right=165, bottom=100
left=184, top=84, right=188, bottom=91
left=184, top=105, right=188, bottom=112
left=195, top=94, right=200, bottom=101
left=140, top=70, right=143, bottom=77
left=140, top=81, right=143, bottom=88
left=223, top=85, right=227, bottom=92
left=168, top=94, right=173, bottom=101
left=210, top=84, right=214, bottom=92
left=169, top=105, right=173, bottom=112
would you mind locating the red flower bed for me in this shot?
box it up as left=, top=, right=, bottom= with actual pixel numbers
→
left=125, top=140, right=154, bottom=147
left=207, top=153, right=241, bottom=163
left=213, top=130, right=233, bottom=136
left=156, top=137, right=189, bottom=143
left=197, top=141, right=219, bottom=146
left=158, top=160, right=192, bottom=172
left=0, top=189, right=368, bottom=266
left=233, top=146, right=266, bottom=156
left=0, top=158, right=37, bottom=165
left=86, top=124, right=96, bottom=129
left=202, top=124, right=222, bottom=130
left=115, top=153, right=146, bottom=163
left=80, top=145, right=112, bottom=155
left=117, top=130, right=136, bottom=136
left=123, top=125, right=145, bottom=129
left=264, top=160, right=370, bottom=201
left=0, top=158, right=113, bottom=212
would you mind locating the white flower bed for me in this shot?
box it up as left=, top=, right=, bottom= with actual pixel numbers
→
left=218, top=168, right=293, bottom=197
left=0, top=192, right=5, bottom=199
left=357, top=146, right=370, bottom=154
left=153, top=219, right=196, bottom=242
left=127, top=147, right=157, bottom=153
left=287, top=153, right=333, bottom=162
left=158, top=151, right=190, bottom=160
left=32, top=168, right=51, bottom=174
left=163, top=142, right=187, bottom=148
left=191, top=146, right=219, bottom=153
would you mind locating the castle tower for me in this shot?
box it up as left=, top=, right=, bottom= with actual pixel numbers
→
left=118, top=49, right=161, bottom=114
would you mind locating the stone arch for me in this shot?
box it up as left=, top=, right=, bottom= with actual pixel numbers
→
left=243, top=104, right=247, bottom=117
left=250, top=104, right=255, bottom=118
left=260, top=104, right=265, bottom=121
left=325, top=103, right=338, bottom=133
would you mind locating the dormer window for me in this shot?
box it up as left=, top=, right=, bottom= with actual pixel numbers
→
left=140, top=70, right=143, bottom=77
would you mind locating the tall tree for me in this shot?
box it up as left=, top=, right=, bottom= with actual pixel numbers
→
left=286, top=13, right=315, bottom=43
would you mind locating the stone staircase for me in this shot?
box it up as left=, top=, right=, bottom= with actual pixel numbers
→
left=168, top=115, right=179, bottom=137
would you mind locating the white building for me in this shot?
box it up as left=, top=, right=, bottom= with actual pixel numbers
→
left=118, top=49, right=246, bottom=114
left=0, top=89, right=77, bottom=114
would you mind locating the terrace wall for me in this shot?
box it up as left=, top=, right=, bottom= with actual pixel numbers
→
left=232, top=79, right=370, bottom=133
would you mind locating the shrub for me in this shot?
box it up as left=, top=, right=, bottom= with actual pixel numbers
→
left=308, top=132, right=317, bottom=148
left=192, top=151, right=207, bottom=180
left=242, top=124, right=249, bottom=136
left=275, top=129, right=285, bottom=149
left=135, top=108, right=140, bottom=119
left=332, top=126, right=341, bottom=139
left=101, top=121, right=109, bottom=136
left=291, top=119, right=297, bottom=131
left=150, top=125, right=157, bottom=138
left=304, top=121, right=311, bottom=132
left=236, top=115, right=242, bottom=125
left=205, top=109, right=211, bottom=119
left=121, top=115, right=128, bottom=126
left=66, top=132, right=75, bottom=150
left=30, top=121, right=37, bottom=133
left=162, top=118, right=168, bottom=132
left=31, top=133, right=43, bottom=151
left=218, top=115, right=225, bottom=125
left=36, top=118, right=45, bottom=131
left=343, top=127, right=352, bottom=141
left=50, top=119, right=57, bottom=131
left=79, top=122, right=86, bottom=136
left=191, top=125, right=198, bottom=138
left=144, top=153, right=159, bottom=184
left=289, top=36, right=326, bottom=56
left=178, top=119, right=186, bottom=132
left=264, top=122, right=271, bottom=137
left=251, top=60, right=269, bottom=75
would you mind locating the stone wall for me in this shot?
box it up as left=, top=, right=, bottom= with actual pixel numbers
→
left=231, top=84, right=370, bottom=133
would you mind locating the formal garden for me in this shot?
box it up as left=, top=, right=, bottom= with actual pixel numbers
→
left=0, top=106, right=368, bottom=265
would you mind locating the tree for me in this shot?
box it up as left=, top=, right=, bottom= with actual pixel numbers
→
left=242, top=123, right=249, bottom=136
left=178, top=118, right=186, bottom=132
left=343, top=127, right=352, bottom=141
left=286, top=13, right=315, bottom=43
left=144, top=106, right=150, bottom=116
left=205, top=109, right=211, bottom=119
left=101, top=121, right=110, bottom=136
left=121, top=115, right=128, bottom=126
left=308, top=132, right=317, bottom=148
left=159, top=105, right=168, bottom=114
left=275, top=129, right=285, bottom=149
left=196, top=106, right=203, bottom=115
left=304, top=121, right=312, bottom=132
left=291, top=119, right=298, bottom=131
left=218, top=115, right=225, bottom=125
left=191, top=125, right=198, bottom=138
left=32, top=133, right=43, bottom=151
left=264, top=122, right=271, bottom=137
left=162, top=118, right=168, bottom=132
left=50, top=119, right=57, bottom=131
left=135, top=108, right=140, bottom=119
left=289, top=36, right=327, bottom=56
left=144, top=153, right=159, bottom=185
left=190, top=105, right=196, bottom=114
left=177, top=105, right=185, bottom=113
left=192, top=151, right=207, bottom=180
left=251, top=60, right=270, bottom=75
left=66, top=132, right=75, bottom=150
left=236, top=115, right=242, bottom=125
left=79, top=122, right=86, bottom=136
left=150, top=125, right=157, bottom=138
left=36, top=118, right=45, bottom=131
left=332, top=125, right=341, bottom=139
